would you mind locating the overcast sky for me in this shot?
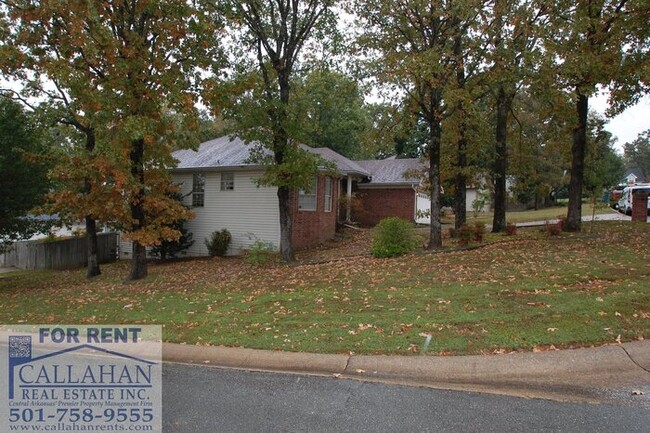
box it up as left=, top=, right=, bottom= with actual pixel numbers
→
left=591, top=93, right=649, bottom=152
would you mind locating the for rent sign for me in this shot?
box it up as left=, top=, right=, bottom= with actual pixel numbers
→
left=1, top=325, right=161, bottom=432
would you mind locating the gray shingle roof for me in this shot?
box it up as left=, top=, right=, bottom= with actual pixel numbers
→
left=172, top=135, right=371, bottom=177
left=305, top=147, right=370, bottom=177
left=623, top=167, right=646, bottom=183
left=172, top=136, right=425, bottom=186
left=356, top=159, right=426, bottom=185
left=172, top=136, right=266, bottom=169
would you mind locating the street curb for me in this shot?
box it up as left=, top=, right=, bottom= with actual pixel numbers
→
left=162, top=341, right=650, bottom=403
left=163, top=343, right=349, bottom=376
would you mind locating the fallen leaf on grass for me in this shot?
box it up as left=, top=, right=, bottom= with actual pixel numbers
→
left=616, top=335, right=622, bottom=344
left=547, top=328, right=558, bottom=332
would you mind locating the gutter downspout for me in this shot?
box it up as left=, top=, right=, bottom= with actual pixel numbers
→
left=412, top=184, right=418, bottom=223
left=346, top=174, right=353, bottom=223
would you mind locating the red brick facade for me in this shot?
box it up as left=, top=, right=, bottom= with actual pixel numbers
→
left=631, top=193, right=648, bottom=222
left=355, top=188, right=415, bottom=227
left=290, top=175, right=339, bottom=249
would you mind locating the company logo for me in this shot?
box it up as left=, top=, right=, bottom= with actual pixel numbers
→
left=2, top=325, right=162, bottom=432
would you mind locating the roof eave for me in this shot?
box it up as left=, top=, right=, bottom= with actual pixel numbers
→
left=170, top=164, right=268, bottom=173
left=358, top=182, right=419, bottom=189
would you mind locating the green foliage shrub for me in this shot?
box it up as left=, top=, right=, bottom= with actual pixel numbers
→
left=205, top=229, right=231, bottom=257
left=245, top=239, right=277, bottom=265
left=152, top=224, right=194, bottom=261
left=151, top=191, right=194, bottom=261
left=371, top=217, right=420, bottom=258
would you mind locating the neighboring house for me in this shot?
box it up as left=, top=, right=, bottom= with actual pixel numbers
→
left=466, top=182, right=492, bottom=213
left=353, top=159, right=428, bottom=226
left=622, top=167, right=646, bottom=185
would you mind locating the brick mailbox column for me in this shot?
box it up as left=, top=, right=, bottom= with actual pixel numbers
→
left=631, top=193, right=648, bottom=222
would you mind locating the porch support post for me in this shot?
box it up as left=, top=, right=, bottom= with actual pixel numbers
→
left=346, top=174, right=353, bottom=223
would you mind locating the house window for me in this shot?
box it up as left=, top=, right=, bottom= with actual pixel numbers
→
left=299, top=177, right=318, bottom=211
left=192, top=173, right=205, bottom=207
left=220, top=172, right=234, bottom=191
left=324, top=177, right=333, bottom=212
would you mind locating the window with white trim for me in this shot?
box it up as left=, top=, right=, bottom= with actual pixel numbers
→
left=298, top=177, right=318, bottom=211
left=192, top=173, right=205, bottom=207
left=324, top=177, right=333, bottom=212
left=220, top=172, right=234, bottom=191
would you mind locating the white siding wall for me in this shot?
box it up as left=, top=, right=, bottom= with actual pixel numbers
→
left=415, top=193, right=430, bottom=225
left=466, top=188, right=491, bottom=213
left=119, top=170, right=280, bottom=258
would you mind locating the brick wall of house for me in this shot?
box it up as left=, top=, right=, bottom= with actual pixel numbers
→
left=291, top=176, right=339, bottom=249
left=355, top=188, right=415, bottom=226
left=631, top=193, right=648, bottom=222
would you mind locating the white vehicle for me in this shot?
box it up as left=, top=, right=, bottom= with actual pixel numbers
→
left=617, top=184, right=650, bottom=215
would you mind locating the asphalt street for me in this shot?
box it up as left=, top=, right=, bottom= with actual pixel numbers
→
left=162, top=363, right=650, bottom=433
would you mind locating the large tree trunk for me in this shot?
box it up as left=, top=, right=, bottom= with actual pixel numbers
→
left=85, top=216, right=100, bottom=278
left=454, top=131, right=467, bottom=230
left=453, top=20, right=467, bottom=231
left=277, top=186, right=293, bottom=262
left=428, top=121, right=443, bottom=250
left=274, top=67, right=296, bottom=262
left=84, top=129, right=101, bottom=278
left=492, top=85, right=508, bottom=233
left=126, top=138, right=147, bottom=281
left=129, top=241, right=148, bottom=280
left=565, top=91, right=588, bottom=232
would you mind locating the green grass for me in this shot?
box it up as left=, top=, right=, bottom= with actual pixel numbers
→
left=444, top=203, right=615, bottom=226
left=1, top=221, right=648, bottom=356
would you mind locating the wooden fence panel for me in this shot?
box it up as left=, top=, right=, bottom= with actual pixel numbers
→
left=2, top=233, right=118, bottom=270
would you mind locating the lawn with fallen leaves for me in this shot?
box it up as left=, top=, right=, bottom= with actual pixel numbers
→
left=0, top=221, right=648, bottom=356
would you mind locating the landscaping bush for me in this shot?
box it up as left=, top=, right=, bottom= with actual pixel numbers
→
left=505, top=222, right=518, bottom=236
left=545, top=222, right=562, bottom=236
left=473, top=222, right=486, bottom=242
left=371, top=217, right=420, bottom=258
left=456, top=223, right=487, bottom=245
left=151, top=224, right=194, bottom=261
left=245, top=239, right=277, bottom=265
left=457, top=224, right=474, bottom=246
left=205, top=229, right=231, bottom=257
left=150, top=191, right=194, bottom=261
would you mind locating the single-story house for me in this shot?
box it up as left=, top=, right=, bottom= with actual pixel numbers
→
left=118, top=136, right=431, bottom=258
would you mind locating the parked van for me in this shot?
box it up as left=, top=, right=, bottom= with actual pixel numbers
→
left=617, top=184, right=650, bottom=215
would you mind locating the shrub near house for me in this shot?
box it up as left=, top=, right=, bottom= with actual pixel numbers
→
left=371, top=217, right=420, bottom=258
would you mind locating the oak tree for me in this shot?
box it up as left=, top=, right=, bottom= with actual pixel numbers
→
left=2, top=0, right=219, bottom=280
left=354, top=0, right=479, bottom=249
left=215, top=0, right=338, bottom=262
left=547, top=0, right=648, bottom=231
